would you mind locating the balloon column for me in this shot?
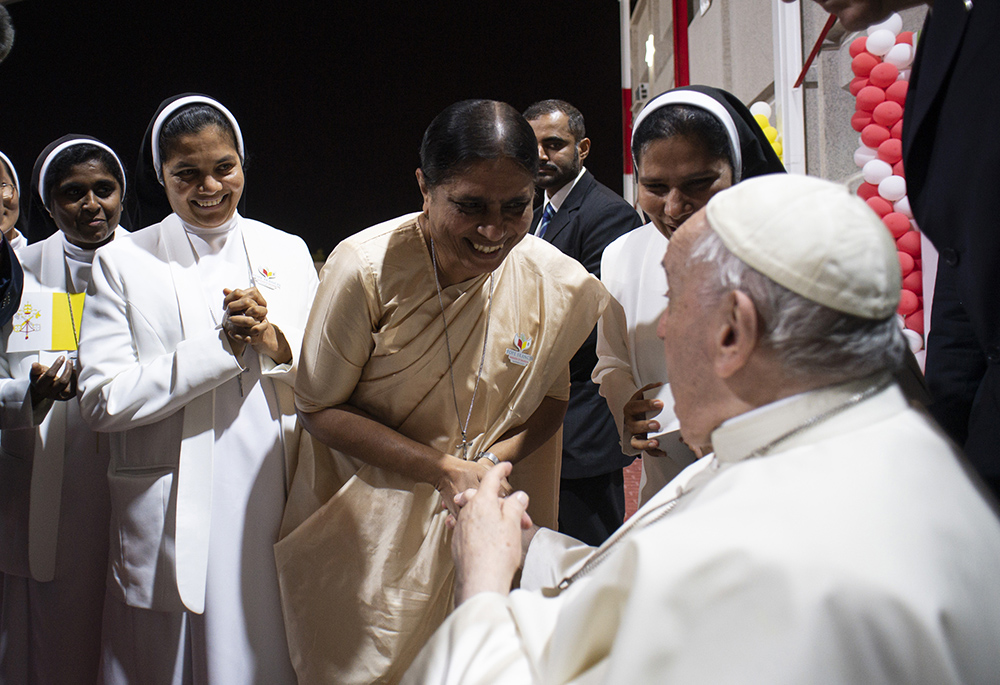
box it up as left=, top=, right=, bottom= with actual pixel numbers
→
left=849, top=13, right=924, bottom=353
left=749, top=101, right=784, bottom=164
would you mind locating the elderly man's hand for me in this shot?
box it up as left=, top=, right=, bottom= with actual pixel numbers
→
left=451, top=462, right=532, bottom=606
left=625, top=382, right=667, bottom=457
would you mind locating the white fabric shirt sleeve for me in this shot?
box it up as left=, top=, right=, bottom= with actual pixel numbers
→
left=593, top=246, right=642, bottom=456
left=78, top=249, right=245, bottom=431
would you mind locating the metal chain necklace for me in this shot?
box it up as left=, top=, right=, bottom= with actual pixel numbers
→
left=552, top=377, right=892, bottom=592
left=65, top=293, right=80, bottom=350
left=429, top=236, right=495, bottom=460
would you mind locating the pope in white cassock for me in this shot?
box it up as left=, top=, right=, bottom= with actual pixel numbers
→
left=403, top=174, right=1000, bottom=685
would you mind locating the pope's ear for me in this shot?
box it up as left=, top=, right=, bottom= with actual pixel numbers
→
left=715, top=290, right=758, bottom=379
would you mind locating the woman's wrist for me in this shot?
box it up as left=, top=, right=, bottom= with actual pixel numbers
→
left=476, top=451, right=500, bottom=466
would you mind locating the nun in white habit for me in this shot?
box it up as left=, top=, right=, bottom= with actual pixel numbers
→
left=594, top=86, right=785, bottom=505
left=77, top=94, right=317, bottom=685
left=0, top=135, right=129, bottom=684
left=0, top=149, right=26, bottom=252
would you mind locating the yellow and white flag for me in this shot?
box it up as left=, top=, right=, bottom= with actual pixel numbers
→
left=7, top=292, right=85, bottom=352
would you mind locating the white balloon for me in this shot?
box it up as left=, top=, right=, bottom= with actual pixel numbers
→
left=854, top=145, right=878, bottom=168
left=899, top=68, right=911, bottom=81
left=903, top=328, right=924, bottom=353
left=894, top=196, right=913, bottom=218
left=867, top=13, right=904, bottom=36
left=866, top=29, right=896, bottom=56
left=749, top=101, right=772, bottom=119
left=863, top=159, right=893, bottom=185
left=879, top=175, right=907, bottom=202
left=884, top=43, right=913, bottom=69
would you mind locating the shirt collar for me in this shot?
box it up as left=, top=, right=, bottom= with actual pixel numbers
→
left=710, top=375, right=901, bottom=465
left=544, top=166, right=587, bottom=212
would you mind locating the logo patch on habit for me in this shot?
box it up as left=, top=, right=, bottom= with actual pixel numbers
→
left=506, top=334, right=534, bottom=366
left=255, top=266, right=280, bottom=290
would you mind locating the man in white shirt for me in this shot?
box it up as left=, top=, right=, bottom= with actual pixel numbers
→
left=403, top=174, right=1000, bottom=685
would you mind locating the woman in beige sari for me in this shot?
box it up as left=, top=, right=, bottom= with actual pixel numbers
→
left=276, top=100, right=609, bottom=684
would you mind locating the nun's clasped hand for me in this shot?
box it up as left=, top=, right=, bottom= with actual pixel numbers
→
left=222, top=286, right=291, bottom=364
left=29, top=355, right=77, bottom=405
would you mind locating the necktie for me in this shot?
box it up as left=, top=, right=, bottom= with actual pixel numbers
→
left=536, top=203, right=555, bottom=239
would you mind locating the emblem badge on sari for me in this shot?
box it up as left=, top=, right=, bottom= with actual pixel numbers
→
left=506, top=333, right=533, bottom=366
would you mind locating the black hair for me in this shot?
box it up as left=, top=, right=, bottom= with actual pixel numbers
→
left=0, top=5, right=14, bottom=64
left=158, top=104, right=241, bottom=167
left=44, top=144, right=124, bottom=208
left=523, top=99, right=586, bottom=142
left=632, top=104, right=734, bottom=172
left=419, top=99, right=538, bottom=188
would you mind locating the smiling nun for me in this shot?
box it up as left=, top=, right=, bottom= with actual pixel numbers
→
left=77, top=94, right=317, bottom=684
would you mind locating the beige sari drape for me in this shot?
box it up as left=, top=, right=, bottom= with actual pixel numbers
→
left=275, top=215, right=608, bottom=684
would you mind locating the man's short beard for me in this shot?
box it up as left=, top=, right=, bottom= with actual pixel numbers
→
left=538, top=147, right=581, bottom=191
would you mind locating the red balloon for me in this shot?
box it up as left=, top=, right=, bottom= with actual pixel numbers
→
left=868, top=196, right=894, bottom=217
left=852, top=111, right=873, bottom=132
left=893, top=160, right=906, bottom=177
left=850, top=36, right=870, bottom=57
left=905, top=310, right=924, bottom=335
left=897, top=230, right=921, bottom=256
left=873, top=101, right=904, bottom=127
left=898, top=251, right=915, bottom=277
left=914, top=259, right=921, bottom=270
left=885, top=80, right=908, bottom=105
left=878, top=138, right=903, bottom=164
left=896, top=31, right=914, bottom=45
left=869, top=62, right=900, bottom=89
left=898, top=289, right=919, bottom=316
left=891, top=120, right=904, bottom=140
left=861, top=123, right=891, bottom=148
left=883, top=212, right=911, bottom=238
left=852, top=53, right=880, bottom=78
left=903, top=270, right=923, bottom=295
left=857, top=85, right=886, bottom=112
left=858, top=182, right=880, bottom=201
left=849, top=76, right=870, bottom=96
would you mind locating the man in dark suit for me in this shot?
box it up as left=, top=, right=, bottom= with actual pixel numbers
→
left=802, top=0, right=999, bottom=497
left=523, top=100, right=643, bottom=544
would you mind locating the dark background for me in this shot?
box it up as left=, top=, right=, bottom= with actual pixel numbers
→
left=0, top=1, right=629, bottom=255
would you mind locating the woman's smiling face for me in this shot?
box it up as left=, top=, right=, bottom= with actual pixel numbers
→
left=161, top=124, right=244, bottom=229
left=418, top=156, right=535, bottom=287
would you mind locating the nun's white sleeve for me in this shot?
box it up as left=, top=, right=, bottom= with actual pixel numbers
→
left=254, top=230, right=319, bottom=387
left=78, top=247, right=244, bottom=431
left=593, top=243, right=642, bottom=457
left=0, top=352, right=49, bottom=429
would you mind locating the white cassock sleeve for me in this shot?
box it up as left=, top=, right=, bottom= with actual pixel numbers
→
left=77, top=249, right=245, bottom=431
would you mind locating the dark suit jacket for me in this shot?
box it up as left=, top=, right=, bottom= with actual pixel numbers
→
left=902, top=0, right=1000, bottom=481
left=531, top=169, right=643, bottom=479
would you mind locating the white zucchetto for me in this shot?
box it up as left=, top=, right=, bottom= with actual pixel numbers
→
left=705, top=173, right=901, bottom=320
